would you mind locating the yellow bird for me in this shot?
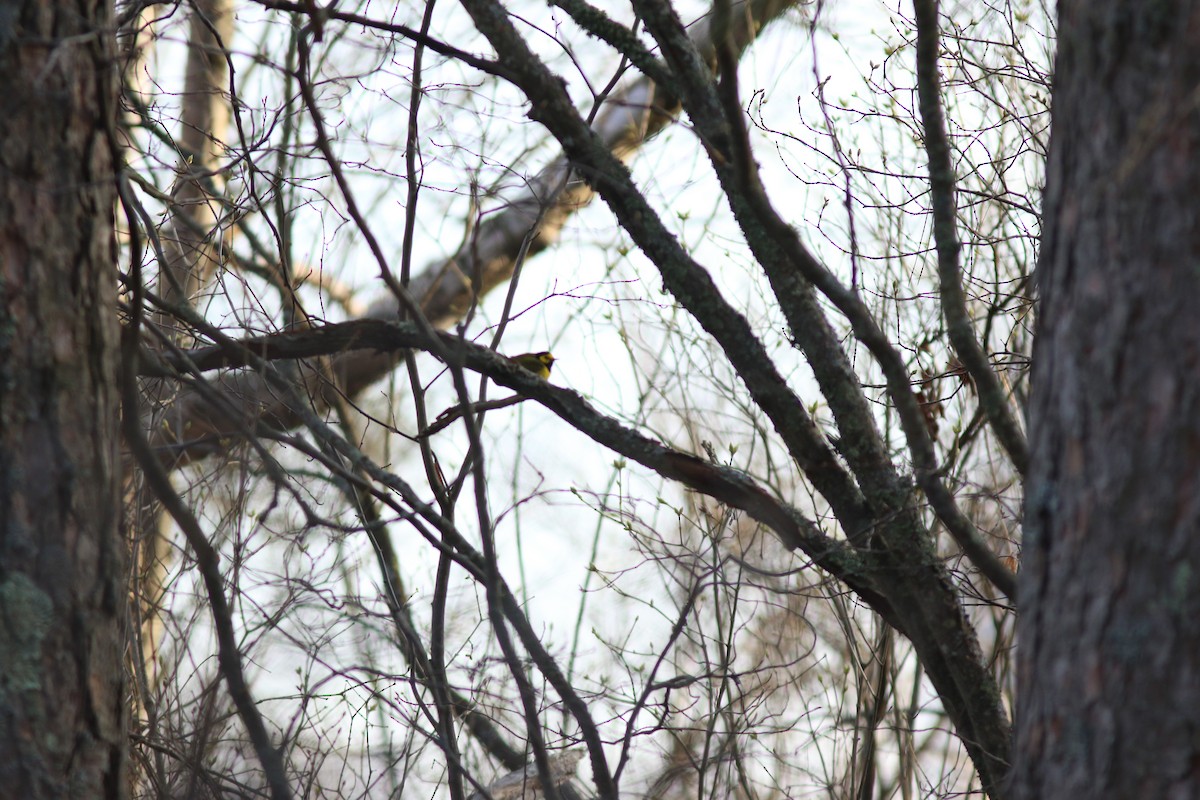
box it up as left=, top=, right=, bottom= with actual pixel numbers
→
left=506, top=351, right=556, bottom=380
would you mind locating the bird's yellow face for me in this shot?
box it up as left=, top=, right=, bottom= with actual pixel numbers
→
left=507, top=351, right=555, bottom=380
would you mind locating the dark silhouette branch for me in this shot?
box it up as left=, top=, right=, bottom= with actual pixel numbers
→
left=913, top=0, right=1030, bottom=475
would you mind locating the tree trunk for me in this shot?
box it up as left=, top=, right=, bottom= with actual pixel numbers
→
left=0, top=1, right=124, bottom=797
left=1017, top=2, right=1200, bottom=797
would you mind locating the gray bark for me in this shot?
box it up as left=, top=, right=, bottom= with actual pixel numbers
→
left=1017, top=2, right=1200, bottom=796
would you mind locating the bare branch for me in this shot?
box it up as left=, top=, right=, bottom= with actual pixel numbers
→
left=150, top=0, right=803, bottom=466
left=913, top=0, right=1030, bottom=475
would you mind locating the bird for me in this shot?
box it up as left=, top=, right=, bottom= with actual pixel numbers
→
left=420, top=351, right=556, bottom=440
left=506, top=351, right=555, bottom=380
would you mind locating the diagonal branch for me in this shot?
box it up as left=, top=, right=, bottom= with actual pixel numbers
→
left=148, top=319, right=899, bottom=628
left=149, top=0, right=802, bottom=466
left=631, top=0, right=1015, bottom=601
left=451, top=0, right=1013, bottom=792
left=913, top=0, right=1030, bottom=475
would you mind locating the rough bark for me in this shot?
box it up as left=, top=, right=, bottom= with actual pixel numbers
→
left=1017, top=2, right=1200, bottom=797
left=0, top=1, right=124, bottom=798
